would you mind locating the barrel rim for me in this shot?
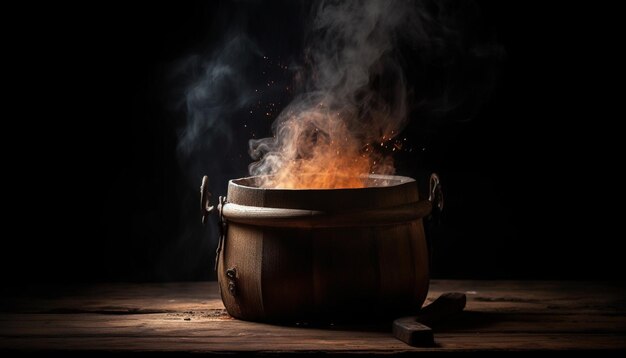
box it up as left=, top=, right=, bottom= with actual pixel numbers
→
left=229, top=174, right=415, bottom=192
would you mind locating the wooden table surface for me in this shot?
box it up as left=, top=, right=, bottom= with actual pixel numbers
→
left=1, top=281, right=625, bottom=355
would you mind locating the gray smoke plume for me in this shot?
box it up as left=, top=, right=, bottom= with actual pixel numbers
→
left=177, top=35, right=259, bottom=182
left=249, top=0, right=415, bottom=188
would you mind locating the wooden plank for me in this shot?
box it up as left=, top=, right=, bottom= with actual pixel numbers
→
left=1, top=311, right=625, bottom=336
left=0, top=281, right=624, bottom=354
left=0, top=282, right=224, bottom=313
left=1, top=334, right=625, bottom=353
left=3, top=281, right=624, bottom=315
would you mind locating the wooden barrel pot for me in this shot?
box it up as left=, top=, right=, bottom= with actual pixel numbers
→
left=201, top=174, right=443, bottom=323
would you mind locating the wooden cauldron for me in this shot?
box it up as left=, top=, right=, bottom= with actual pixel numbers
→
left=201, top=174, right=442, bottom=322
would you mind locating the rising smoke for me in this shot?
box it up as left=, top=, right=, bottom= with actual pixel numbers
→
left=249, top=1, right=414, bottom=189
left=178, top=0, right=502, bottom=189
left=177, top=34, right=260, bottom=182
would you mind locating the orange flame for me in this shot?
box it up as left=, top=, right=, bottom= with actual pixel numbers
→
left=268, top=142, right=370, bottom=189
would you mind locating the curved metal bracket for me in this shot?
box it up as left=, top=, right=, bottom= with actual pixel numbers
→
left=200, top=176, right=228, bottom=271
left=200, top=176, right=215, bottom=225
left=428, top=173, right=444, bottom=214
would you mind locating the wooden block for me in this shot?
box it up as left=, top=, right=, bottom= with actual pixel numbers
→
left=392, top=292, right=467, bottom=347
left=392, top=316, right=434, bottom=347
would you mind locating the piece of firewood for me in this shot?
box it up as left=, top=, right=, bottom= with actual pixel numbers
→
left=392, top=292, right=467, bottom=347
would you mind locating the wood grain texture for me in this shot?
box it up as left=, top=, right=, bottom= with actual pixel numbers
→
left=1, top=281, right=625, bottom=354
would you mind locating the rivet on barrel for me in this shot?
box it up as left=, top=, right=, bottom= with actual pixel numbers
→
left=226, top=268, right=237, bottom=296
left=228, top=281, right=237, bottom=296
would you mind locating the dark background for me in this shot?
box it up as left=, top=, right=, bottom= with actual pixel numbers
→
left=4, top=0, right=621, bottom=283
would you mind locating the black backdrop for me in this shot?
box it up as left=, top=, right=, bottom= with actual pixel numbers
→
left=4, top=0, right=621, bottom=283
